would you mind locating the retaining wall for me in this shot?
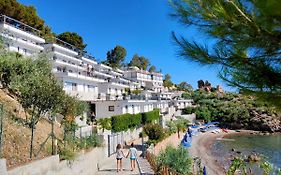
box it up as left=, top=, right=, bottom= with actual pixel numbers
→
left=6, top=147, right=106, bottom=175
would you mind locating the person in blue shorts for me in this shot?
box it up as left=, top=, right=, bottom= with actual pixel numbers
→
left=126, top=142, right=138, bottom=171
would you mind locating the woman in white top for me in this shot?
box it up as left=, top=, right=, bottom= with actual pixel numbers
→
left=116, top=144, right=125, bottom=172
left=126, top=142, right=138, bottom=171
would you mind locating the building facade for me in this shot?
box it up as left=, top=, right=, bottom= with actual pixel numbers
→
left=0, top=15, right=193, bottom=125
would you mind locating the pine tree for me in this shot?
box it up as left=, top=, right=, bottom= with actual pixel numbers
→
left=170, top=0, right=281, bottom=108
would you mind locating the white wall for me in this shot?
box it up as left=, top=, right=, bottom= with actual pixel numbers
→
left=7, top=147, right=106, bottom=175
left=95, top=101, right=123, bottom=119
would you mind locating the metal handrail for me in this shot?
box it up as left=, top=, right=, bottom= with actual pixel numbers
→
left=0, top=14, right=42, bottom=37
left=0, top=14, right=98, bottom=63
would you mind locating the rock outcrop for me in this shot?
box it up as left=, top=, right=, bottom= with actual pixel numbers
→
left=249, top=110, right=281, bottom=132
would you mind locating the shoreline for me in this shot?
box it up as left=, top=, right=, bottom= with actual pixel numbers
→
left=188, top=130, right=253, bottom=175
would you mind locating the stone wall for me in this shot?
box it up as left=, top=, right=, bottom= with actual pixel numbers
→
left=7, top=147, right=106, bottom=175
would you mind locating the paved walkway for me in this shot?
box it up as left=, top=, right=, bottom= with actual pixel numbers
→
left=97, top=138, right=154, bottom=175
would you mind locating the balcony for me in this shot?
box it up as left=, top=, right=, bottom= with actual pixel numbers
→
left=52, top=59, right=85, bottom=71
left=0, top=33, right=44, bottom=51
left=0, top=15, right=45, bottom=43
left=52, top=51, right=82, bottom=64
left=65, top=90, right=99, bottom=101
left=45, top=43, right=78, bottom=56
left=82, top=55, right=98, bottom=65
left=54, top=71, right=106, bottom=83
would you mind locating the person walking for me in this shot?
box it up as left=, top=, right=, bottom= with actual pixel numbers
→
left=126, top=142, right=138, bottom=171
left=116, top=144, right=125, bottom=172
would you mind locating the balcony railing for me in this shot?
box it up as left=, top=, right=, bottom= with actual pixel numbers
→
left=0, top=15, right=42, bottom=38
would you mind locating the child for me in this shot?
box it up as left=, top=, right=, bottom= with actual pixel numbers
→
left=116, top=144, right=125, bottom=172
left=126, top=142, right=138, bottom=171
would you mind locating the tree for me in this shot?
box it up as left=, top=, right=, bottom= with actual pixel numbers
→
left=10, top=57, right=65, bottom=159
left=174, top=117, right=189, bottom=139
left=170, top=0, right=281, bottom=109
left=163, top=74, right=173, bottom=88
left=104, top=45, right=127, bottom=68
left=177, top=81, right=193, bottom=92
left=0, top=0, right=51, bottom=36
left=148, top=65, right=156, bottom=72
left=128, top=54, right=150, bottom=70
left=57, top=32, right=87, bottom=50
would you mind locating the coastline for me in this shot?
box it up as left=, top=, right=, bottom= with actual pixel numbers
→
left=188, top=130, right=253, bottom=175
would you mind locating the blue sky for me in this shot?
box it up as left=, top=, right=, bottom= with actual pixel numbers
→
left=18, top=0, right=232, bottom=91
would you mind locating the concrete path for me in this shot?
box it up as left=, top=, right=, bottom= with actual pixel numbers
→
left=97, top=137, right=154, bottom=175
left=97, top=151, right=139, bottom=175
left=97, top=150, right=154, bottom=175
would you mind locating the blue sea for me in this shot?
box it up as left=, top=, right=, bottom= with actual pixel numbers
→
left=212, top=134, right=281, bottom=174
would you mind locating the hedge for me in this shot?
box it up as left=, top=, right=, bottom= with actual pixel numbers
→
left=110, top=109, right=160, bottom=133
left=142, top=109, right=160, bottom=124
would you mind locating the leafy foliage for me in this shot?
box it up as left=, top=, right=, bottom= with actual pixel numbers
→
left=148, top=65, right=156, bottom=72
left=182, top=107, right=194, bottom=115
left=98, top=109, right=160, bottom=133
left=142, top=109, right=160, bottom=124
left=104, top=45, right=127, bottom=68
left=0, top=0, right=51, bottom=36
left=227, top=157, right=280, bottom=175
left=170, top=0, right=281, bottom=109
left=143, top=124, right=165, bottom=144
left=191, top=91, right=279, bottom=130
left=57, top=32, right=87, bottom=50
left=0, top=50, right=89, bottom=158
left=156, top=146, right=192, bottom=175
left=163, top=74, right=173, bottom=88
left=128, top=54, right=150, bottom=70
left=177, top=82, right=193, bottom=92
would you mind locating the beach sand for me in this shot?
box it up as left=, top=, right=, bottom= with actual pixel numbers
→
left=188, top=130, right=252, bottom=175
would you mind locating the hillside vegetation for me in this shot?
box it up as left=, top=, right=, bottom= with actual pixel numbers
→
left=182, top=91, right=281, bottom=132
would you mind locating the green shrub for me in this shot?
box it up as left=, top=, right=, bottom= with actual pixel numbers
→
left=129, top=113, right=142, bottom=129
left=109, top=110, right=160, bottom=133
left=111, top=114, right=130, bottom=132
left=156, top=146, right=192, bottom=175
left=98, top=118, right=112, bottom=131
left=142, top=109, right=160, bottom=124
left=143, top=124, right=165, bottom=144
left=182, top=107, right=194, bottom=114
left=59, top=148, right=76, bottom=161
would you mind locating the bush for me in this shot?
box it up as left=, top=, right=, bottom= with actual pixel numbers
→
left=157, top=146, right=192, bottom=175
left=182, top=107, right=194, bottom=115
left=142, top=109, right=160, bottom=124
left=78, top=134, right=103, bottom=149
left=143, top=124, right=165, bottom=144
left=109, top=109, right=160, bottom=133
left=129, top=113, right=142, bottom=129
left=59, top=148, right=76, bottom=161
left=111, top=114, right=130, bottom=132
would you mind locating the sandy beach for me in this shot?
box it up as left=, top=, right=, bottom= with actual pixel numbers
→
left=188, top=130, right=253, bottom=175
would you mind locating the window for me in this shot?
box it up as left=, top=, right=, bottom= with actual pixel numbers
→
left=108, top=106, right=114, bottom=112
left=72, top=83, right=77, bottom=91
left=88, top=85, right=96, bottom=92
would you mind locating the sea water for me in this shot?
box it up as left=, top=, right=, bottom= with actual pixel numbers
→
left=212, top=134, right=281, bottom=173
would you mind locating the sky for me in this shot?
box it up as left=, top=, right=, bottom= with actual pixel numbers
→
left=18, top=0, right=233, bottom=91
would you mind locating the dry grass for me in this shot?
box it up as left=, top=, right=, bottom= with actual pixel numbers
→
left=0, top=89, right=63, bottom=169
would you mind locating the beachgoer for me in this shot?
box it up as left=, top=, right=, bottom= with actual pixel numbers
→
left=203, top=166, right=207, bottom=175
left=116, top=144, right=125, bottom=172
left=126, top=142, right=138, bottom=171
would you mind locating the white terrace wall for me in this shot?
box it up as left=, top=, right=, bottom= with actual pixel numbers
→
left=7, top=147, right=106, bottom=175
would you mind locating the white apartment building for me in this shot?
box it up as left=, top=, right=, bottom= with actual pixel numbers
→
left=0, top=15, right=45, bottom=56
left=0, top=14, right=193, bottom=123
left=124, top=67, right=164, bottom=93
